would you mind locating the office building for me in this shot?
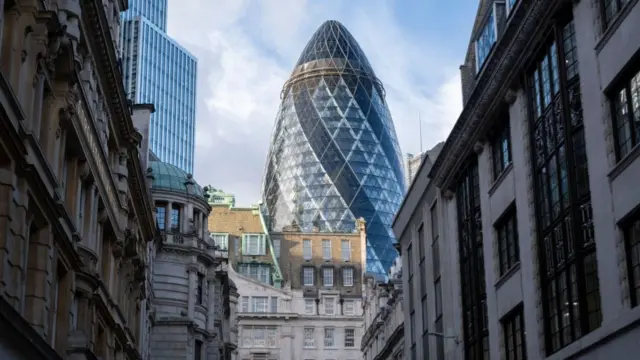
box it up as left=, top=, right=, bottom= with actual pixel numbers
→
left=0, top=1, right=157, bottom=359
left=362, top=256, right=405, bottom=360
left=393, top=0, right=640, bottom=359
left=262, top=20, right=406, bottom=279
left=120, top=1, right=197, bottom=174
left=208, top=204, right=367, bottom=359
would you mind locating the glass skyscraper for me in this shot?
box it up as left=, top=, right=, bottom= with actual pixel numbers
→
left=120, top=1, right=197, bottom=174
left=262, top=20, right=406, bottom=278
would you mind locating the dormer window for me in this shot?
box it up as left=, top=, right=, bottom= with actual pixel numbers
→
left=475, top=8, right=497, bottom=73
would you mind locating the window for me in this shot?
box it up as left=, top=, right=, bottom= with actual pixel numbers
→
left=496, top=207, right=519, bottom=275
left=418, top=224, right=427, bottom=297
left=342, top=267, right=354, bottom=287
left=431, top=202, right=440, bottom=279
left=238, top=263, right=271, bottom=284
left=343, top=300, right=355, bottom=315
left=196, top=273, right=205, bottom=305
left=492, top=115, right=512, bottom=179
left=623, top=212, right=640, bottom=306
left=302, top=267, right=314, bottom=286
left=506, top=0, right=518, bottom=15
left=322, top=239, right=332, bottom=260
left=271, top=297, right=278, bottom=313
left=156, top=206, right=166, bottom=230
left=528, top=18, right=601, bottom=355
left=241, top=296, right=249, bottom=312
left=611, top=66, right=640, bottom=160
left=344, top=328, right=355, bottom=347
left=407, top=244, right=413, bottom=277
left=303, top=327, right=315, bottom=347
left=324, top=297, right=335, bottom=315
left=601, top=0, right=631, bottom=29
left=303, top=239, right=312, bottom=260
left=475, top=8, right=496, bottom=72
left=243, top=325, right=278, bottom=348
left=194, top=339, right=202, bottom=360
left=273, top=238, right=281, bottom=258
left=457, top=160, right=489, bottom=359
left=170, top=204, right=180, bottom=231
left=322, top=267, right=334, bottom=287
left=243, top=234, right=266, bottom=255
left=410, top=311, right=416, bottom=353
left=324, top=327, right=335, bottom=347
left=304, top=298, right=315, bottom=314
left=341, top=240, right=351, bottom=261
left=211, top=233, right=228, bottom=250
left=421, top=296, right=428, bottom=332
left=252, top=297, right=269, bottom=313
left=503, top=306, right=526, bottom=360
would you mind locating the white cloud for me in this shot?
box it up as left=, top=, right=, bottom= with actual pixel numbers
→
left=166, top=0, right=463, bottom=206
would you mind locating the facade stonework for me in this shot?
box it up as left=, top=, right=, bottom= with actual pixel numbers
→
left=0, top=0, right=156, bottom=359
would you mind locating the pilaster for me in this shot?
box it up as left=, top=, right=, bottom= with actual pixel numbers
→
left=24, top=225, right=53, bottom=337
left=187, top=264, right=198, bottom=318
left=207, top=277, right=215, bottom=332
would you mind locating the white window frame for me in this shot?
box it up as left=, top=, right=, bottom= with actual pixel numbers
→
left=304, top=298, right=314, bottom=314
left=341, top=239, right=351, bottom=261
left=303, top=267, right=314, bottom=286
left=324, top=327, right=335, bottom=347
left=241, top=296, right=249, bottom=312
left=273, top=238, right=281, bottom=258
left=344, top=328, right=355, bottom=347
left=243, top=234, right=265, bottom=255
left=324, top=297, right=335, bottom=315
left=344, top=300, right=355, bottom=315
left=322, top=239, right=331, bottom=260
left=475, top=7, right=497, bottom=73
left=303, top=327, right=315, bottom=348
left=251, top=297, right=269, bottom=313
left=211, top=233, right=229, bottom=250
left=270, top=297, right=278, bottom=313
left=342, top=267, right=354, bottom=287
left=323, top=267, right=334, bottom=287
left=303, top=239, right=312, bottom=260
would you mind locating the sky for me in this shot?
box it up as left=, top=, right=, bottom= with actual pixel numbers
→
left=166, top=0, right=478, bottom=207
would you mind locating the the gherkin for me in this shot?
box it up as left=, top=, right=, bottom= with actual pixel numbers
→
left=262, top=20, right=406, bottom=278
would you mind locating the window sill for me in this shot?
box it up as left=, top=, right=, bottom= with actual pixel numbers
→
left=608, top=143, right=640, bottom=181
left=488, top=162, right=513, bottom=196
left=494, top=261, right=520, bottom=289
left=595, top=0, right=640, bottom=55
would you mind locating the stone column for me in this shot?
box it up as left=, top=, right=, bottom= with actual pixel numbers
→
left=31, top=72, right=45, bottom=138
left=84, top=184, right=96, bottom=248
left=56, top=127, right=68, bottom=185
left=187, top=265, right=197, bottom=318
left=166, top=202, right=173, bottom=231
left=206, top=278, right=215, bottom=333
left=1, top=8, right=21, bottom=86
left=24, top=225, right=53, bottom=337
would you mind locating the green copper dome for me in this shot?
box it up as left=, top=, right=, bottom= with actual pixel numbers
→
left=148, top=160, right=204, bottom=197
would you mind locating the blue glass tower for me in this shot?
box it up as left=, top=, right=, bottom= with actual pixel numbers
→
left=120, top=1, right=197, bottom=174
left=262, top=20, right=406, bottom=278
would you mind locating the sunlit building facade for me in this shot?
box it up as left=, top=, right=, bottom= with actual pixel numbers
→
left=120, top=1, right=197, bottom=174
left=262, top=20, right=406, bottom=278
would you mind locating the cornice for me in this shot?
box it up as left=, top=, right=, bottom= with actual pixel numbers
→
left=429, top=0, right=552, bottom=189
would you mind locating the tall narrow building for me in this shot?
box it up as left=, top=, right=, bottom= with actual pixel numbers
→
left=262, top=20, right=406, bottom=278
left=120, top=0, right=197, bottom=174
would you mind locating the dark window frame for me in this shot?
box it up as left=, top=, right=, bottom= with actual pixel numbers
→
left=502, top=305, right=526, bottom=360
left=495, top=204, right=519, bottom=276
left=622, top=207, right=640, bottom=307
left=527, top=13, right=602, bottom=355
left=491, top=110, right=513, bottom=179
left=599, top=0, right=631, bottom=30
left=609, top=61, right=640, bottom=161
left=155, top=205, right=166, bottom=230
left=456, top=160, right=489, bottom=360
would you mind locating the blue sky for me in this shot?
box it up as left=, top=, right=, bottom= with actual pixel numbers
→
left=166, top=0, right=478, bottom=206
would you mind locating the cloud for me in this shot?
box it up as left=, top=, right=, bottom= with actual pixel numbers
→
left=166, top=0, right=463, bottom=206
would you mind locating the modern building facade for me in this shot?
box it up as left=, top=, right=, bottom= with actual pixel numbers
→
left=262, top=20, right=406, bottom=279
left=120, top=1, right=197, bottom=174
left=394, top=0, right=640, bottom=359
left=0, top=1, right=157, bottom=359
left=361, top=256, right=405, bottom=360
left=146, top=161, right=239, bottom=360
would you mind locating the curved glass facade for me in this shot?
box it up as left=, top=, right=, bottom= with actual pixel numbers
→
left=262, top=20, right=406, bottom=277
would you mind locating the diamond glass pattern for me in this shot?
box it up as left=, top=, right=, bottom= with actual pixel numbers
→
left=262, top=20, right=407, bottom=278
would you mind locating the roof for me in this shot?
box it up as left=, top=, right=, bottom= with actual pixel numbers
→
left=208, top=206, right=264, bottom=236
left=148, top=160, right=204, bottom=197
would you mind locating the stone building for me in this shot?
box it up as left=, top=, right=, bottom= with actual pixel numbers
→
left=208, top=204, right=367, bottom=360
left=361, top=256, right=404, bottom=360
left=0, top=0, right=157, bottom=359
left=394, top=0, right=640, bottom=359
left=146, top=160, right=239, bottom=360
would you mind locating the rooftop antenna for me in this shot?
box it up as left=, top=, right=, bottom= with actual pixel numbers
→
left=419, top=112, right=423, bottom=153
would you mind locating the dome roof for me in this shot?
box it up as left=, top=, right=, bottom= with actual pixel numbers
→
left=148, top=160, right=204, bottom=197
